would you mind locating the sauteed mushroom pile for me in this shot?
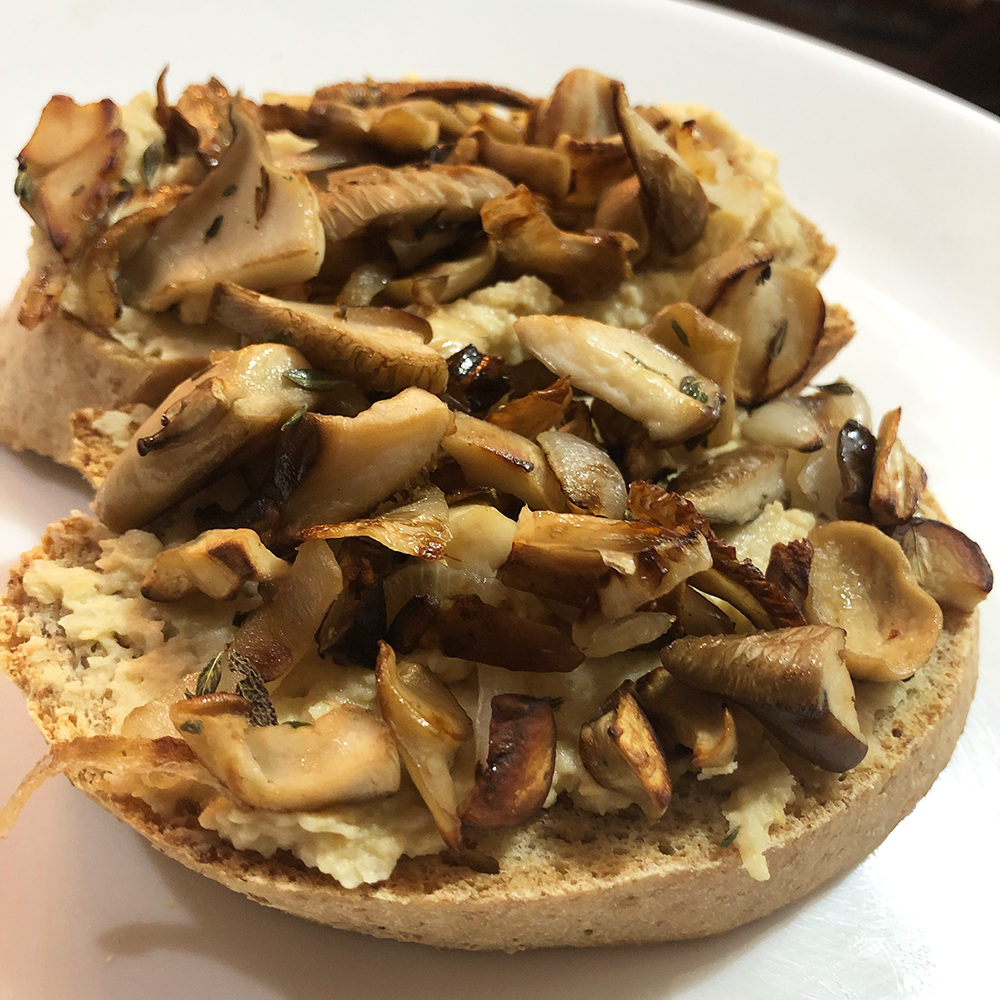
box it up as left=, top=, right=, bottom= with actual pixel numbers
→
left=16, top=69, right=992, bottom=879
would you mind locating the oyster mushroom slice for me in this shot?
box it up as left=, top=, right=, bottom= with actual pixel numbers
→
left=210, top=282, right=448, bottom=394
left=487, top=376, right=573, bottom=439
left=141, top=527, right=289, bottom=602
left=688, top=243, right=825, bottom=406
left=459, top=694, right=556, bottom=828
left=869, top=407, right=927, bottom=529
left=836, top=418, right=876, bottom=521
left=579, top=688, right=672, bottom=820
left=611, top=83, right=708, bottom=254
left=515, top=314, right=722, bottom=445
left=659, top=625, right=867, bottom=772
left=280, top=387, right=454, bottom=536
left=631, top=668, right=737, bottom=771
left=480, top=185, right=636, bottom=300
left=17, top=95, right=126, bottom=261
left=640, top=302, right=739, bottom=447
left=228, top=538, right=343, bottom=683
left=742, top=395, right=826, bottom=453
left=536, top=429, right=627, bottom=519
left=472, top=128, right=572, bottom=201
left=531, top=68, right=620, bottom=145
left=299, top=483, right=452, bottom=560
left=316, top=162, right=512, bottom=246
left=805, top=520, right=943, bottom=682
left=441, top=411, right=568, bottom=511
left=383, top=237, right=497, bottom=309
left=94, top=343, right=319, bottom=533
left=170, top=693, right=400, bottom=812
left=668, top=445, right=788, bottom=526
left=375, top=643, right=472, bottom=849
left=119, top=103, right=325, bottom=317
left=892, top=518, right=993, bottom=614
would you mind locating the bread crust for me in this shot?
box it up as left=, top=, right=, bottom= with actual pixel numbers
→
left=0, top=514, right=979, bottom=951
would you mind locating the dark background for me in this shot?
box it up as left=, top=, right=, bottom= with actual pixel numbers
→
left=709, top=0, right=1000, bottom=116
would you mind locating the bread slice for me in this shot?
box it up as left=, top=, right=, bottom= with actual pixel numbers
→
left=0, top=512, right=978, bottom=951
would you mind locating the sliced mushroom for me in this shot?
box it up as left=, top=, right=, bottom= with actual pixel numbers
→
left=119, top=102, right=325, bottom=317
left=593, top=174, right=649, bottom=261
left=280, top=387, right=454, bottom=536
left=459, top=694, right=556, bottom=828
left=16, top=95, right=126, bottom=262
left=805, top=520, right=943, bottom=682
left=571, top=608, right=675, bottom=659
left=869, top=408, right=926, bottom=529
left=141, top=528, right=289, bottom=602
left=835, top=418, right=876, bottom=521
left=487, top=377, right=573, bottom=439
left=579, top=688, right=672, bottom=819
left=441, top=411, right=568, bottom=511
left=472, top=127, right=572, bottom=201
left=382, top=236, right=498, bottom=309
left=316, top=162, right=512, bottom=247
left=210, top=282, right=449, bottom=394
left=531, top=68, right=619, bottom=146
left=612, top=83, right=708, bottom=254
left=640, top=302, right=739, bottom=447
left=668, top=445, right=787, bottom=526
left=375, top=643, right=472, bottom=848
left=892, top=518, right=993, bottom=614
left=742, top=394, right=826, bottom=453
left=688, top=243, right=825, bottom=405
left=227, top=538, right=343, bottom=683
left=515, top=314, right=722, bottom=445
left=160, top=76, right=234, bottom=167
left=445, top=344, right=511, bottom=416
left=94, top=343, right=319, bottom=533
left=170, top=693, right=400, bottom=812
left=536, top=429, right=627, bottom=518
left=298, top=483, right=453, bottom=560
left=659, top=625, right=867, bottom=772
left=480, top=185, right=636, bottom=299
left=631, top=668, right=738, bottom=771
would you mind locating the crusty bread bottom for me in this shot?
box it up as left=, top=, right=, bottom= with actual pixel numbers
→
left=1, top=515, right=979, bottom=951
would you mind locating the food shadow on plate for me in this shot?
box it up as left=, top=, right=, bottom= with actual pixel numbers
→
left=98, top=837, right=823, bottom=1000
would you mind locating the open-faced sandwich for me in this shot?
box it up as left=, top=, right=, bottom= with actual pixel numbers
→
left=0, top=69, right=991, bottom=951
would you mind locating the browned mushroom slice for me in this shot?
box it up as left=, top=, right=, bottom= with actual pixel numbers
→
left=170, top=692, right=400, bottom=812
left=16, top=95, right=126, bottom=262
left=312, top=79, right=535, bottom=111
left=640, top=302, right=738, bottom=447
left=375, top=643, right=472, bottom=848
left=459, top=694, right=556, bottom=828
left=579, top=688, right=671, bottom=819
left=316, top=162, right=512, bottom=247
left=626, top=481, right=805, bottom=630
left=383, top=237, right=498, bottom=309
left=631, top=667, right=737, bottom=770
left=612, top=83, right=709, bottom=255
left=159, top=76, right=234, bottom=167
left=119, top=103, right=325, bottom=317
left=434, top=594, right=584, bottom=672
left=589, top=399, right=678, bottom=483
left=94, top=343, right=319, bottom=533
left=488, top=376, right=574, bottom=439
left=280, top=388, right=453, bottom=535
left=668, top=445, right=787, bottom=526
left=688, top=243, right=825, bottom=406
left=211, top=282, right=449, bottom=394
left=765, top=537, right=814, bottom=608
left=515, top=314, right=722, bottom=445
left=141, top=528, right=289, bottom=602
left=805, top=520, right=943, bottom=681
left=571, top=608, right=675, bottom=659
left=892, top=518, right=993, bottom=614
left=441, top=411, right=568, bottom=511
left=444, top=344, right=511, bottom=416
left=835, top=418, right=876, bottom=521
left=660, top=625, right=867, bottom=772
left=536, top=429, right=627, bottom=519
left=226, top=538, right=343, bottom=684
left=472, top=128, right=572, bottom=201
left=299, top=484, right=452, bottom=560
left=593, top=174, right=649, bottom=261
left=481, top=186, right=636, bottom=300
left=531, top=68, right=619, bottom=146
left=869, top=408, right=927, bottom=529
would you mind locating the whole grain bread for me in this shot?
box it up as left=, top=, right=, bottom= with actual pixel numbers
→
left=0, top=513, right=978, bottom=951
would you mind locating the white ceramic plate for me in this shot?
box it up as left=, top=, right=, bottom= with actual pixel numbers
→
left=1, top=2, right=997, bottom=997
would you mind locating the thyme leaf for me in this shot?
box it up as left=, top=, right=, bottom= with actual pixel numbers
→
left=284, top=368, right=341, bottom=392
left=755, top=263, right=772, bottom=286
left=671, top=318, right=690, bottom=347
left=195, top=652, right=223, bottom=696
left=769, top=318, right=788, bottom=358
left=141, top=141, right=163, bottom=189
left=204, top=214, right=224, bottom=242
left=679, top=375, right=709, bottom=404
left=720, top=825, right=740, bottom=848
